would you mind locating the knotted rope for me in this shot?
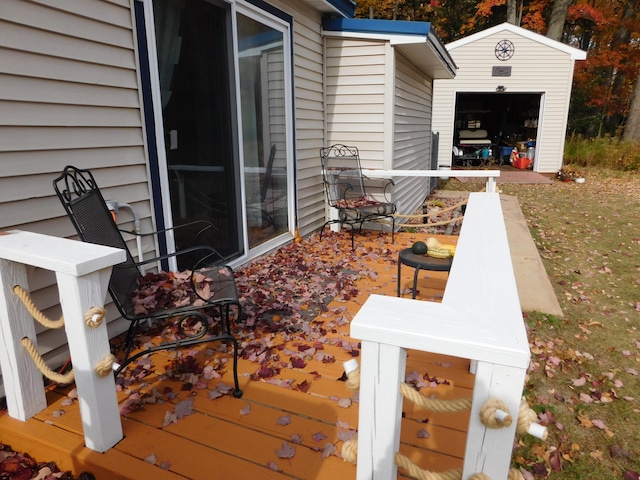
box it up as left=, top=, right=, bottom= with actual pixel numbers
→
left=14, top=285, right=113, bottom=383
left=13, top=285, right=65, bottom=329
left=21, top=337, right=75, bottom=385
left=393, top=198, right=467, bottom=227
left=399, top=382, right=472, bottom=412
left=342, top=363, right=541, bottom=480
left=12, top=285, right=107, bottom=329
left=344, top=438, right=525, bottom=480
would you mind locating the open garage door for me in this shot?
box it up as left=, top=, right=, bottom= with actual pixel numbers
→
left=453, top=92, right=541, bottom=167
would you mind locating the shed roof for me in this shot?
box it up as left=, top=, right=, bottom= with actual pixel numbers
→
left=447, top=23, right=586, bottom=60
left=322, top=18, right=456, bottom=79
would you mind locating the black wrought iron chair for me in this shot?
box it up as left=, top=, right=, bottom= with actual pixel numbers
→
left=53, top=165, right=243, bottom=398
left=319, top=144, right=396, bottom=250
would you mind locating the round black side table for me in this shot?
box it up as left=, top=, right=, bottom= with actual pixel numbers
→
left=397, top=248, right=453, bottom=299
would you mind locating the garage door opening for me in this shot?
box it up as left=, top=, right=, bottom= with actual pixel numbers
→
left=453, top=92, right=542, bottom=167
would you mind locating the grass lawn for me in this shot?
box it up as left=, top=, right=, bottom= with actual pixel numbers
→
left=441, top=167, right=640, bottom=479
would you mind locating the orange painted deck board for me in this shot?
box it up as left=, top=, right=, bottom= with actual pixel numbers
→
left=0, top=231, right=474, bottom=479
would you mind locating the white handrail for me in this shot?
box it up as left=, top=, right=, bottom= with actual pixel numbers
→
left=362, top=169, right=501, bottom=192
left=0, top=230, right=126, bottom=452
left=350, top=192, right=530, bottom=479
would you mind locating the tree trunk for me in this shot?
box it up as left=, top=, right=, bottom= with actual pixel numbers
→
left=506, top=0, right=517, bottom=24
left=546, top=0, right=572, bottom=41
left=623, top=70, right=640, bottom=141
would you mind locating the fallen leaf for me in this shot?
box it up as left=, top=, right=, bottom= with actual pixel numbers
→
left=275, top=442, right=296, bottom=459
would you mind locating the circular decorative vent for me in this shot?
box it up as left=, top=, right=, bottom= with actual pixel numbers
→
left=495, top=39, right=515, bottom=61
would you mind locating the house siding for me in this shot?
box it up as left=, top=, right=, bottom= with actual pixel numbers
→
left=0, top=0, right=149, bottom=392
left=432, top=28, right=578, bottom=173
left=324, top=38, right=387, bottom=162
left=392, top=52, right=433, bottom=220
left=0, top=0, right=332, bottom=394
left=270, top=0, right=326, bottom=235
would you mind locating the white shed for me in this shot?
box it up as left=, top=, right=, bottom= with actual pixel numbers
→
left=432, top=23, right=586, bottom=173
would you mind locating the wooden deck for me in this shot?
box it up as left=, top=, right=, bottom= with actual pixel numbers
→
left=0, top=231, right=473, bottom=480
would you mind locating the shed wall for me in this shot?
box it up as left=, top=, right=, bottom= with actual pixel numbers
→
left=433, top=29, right=576, bottom=173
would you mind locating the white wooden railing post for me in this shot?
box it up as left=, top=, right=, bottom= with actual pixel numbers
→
left=0, top=230, right=126, bottom=452
left=0, top=258, right=47, bottom=419
left=55, top=269, right=123, bottom=452
left=351, top=192, right=531, bottom=480
left=356, top=341, right=406, bottom=480
left=464, top=361, right=527, bottom=477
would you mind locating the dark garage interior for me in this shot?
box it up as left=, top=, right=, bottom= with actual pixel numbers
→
left=453, top=92, right=541, bottom=166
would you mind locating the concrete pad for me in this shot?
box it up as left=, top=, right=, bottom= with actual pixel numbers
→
left=500, top=195, right=563, bottom=317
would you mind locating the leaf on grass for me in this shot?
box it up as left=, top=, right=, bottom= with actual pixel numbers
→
left=549, top=451, right=562, bottom=472
left=571, top=377, right=586, bottom=386
left=275, top=442, right=296, bottom=459
left=609, top=445, right=631, bottom=459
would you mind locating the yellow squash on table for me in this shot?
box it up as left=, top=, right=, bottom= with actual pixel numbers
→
left=425, top=237, right=456, bottom=258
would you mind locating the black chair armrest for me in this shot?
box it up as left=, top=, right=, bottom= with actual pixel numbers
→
left=113, top=245, right=228, bottom=272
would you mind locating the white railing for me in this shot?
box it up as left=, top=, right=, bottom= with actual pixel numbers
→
left=362, top=169, right=501, bottom=193
left=0, top=230, right=126, bottom=452
left=351, top=192, right=531, bottom=479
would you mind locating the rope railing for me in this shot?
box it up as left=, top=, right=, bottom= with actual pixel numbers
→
left=13, top=285, right=115, bottom=384
left=342, top=361, right=545, bottom=480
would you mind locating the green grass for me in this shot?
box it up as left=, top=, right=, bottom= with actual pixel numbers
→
left=439, top=168, right=640, bottom=479
left=564, top=136, right=640, bottom=171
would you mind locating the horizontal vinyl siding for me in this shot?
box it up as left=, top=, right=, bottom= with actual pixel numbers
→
left=0, top=0, right=148, bottom=393
left=269, top=0, right=327, bottom=235
left=433, top=30, right=576, bottom=173
left=325, top=38, right=387, bottom=156
left=392, top=53, right=433, bottom=222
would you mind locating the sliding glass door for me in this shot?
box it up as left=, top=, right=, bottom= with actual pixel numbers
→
left=236, top=12, right=289, bottom=249
left=146, top=0, right=292, bottom=261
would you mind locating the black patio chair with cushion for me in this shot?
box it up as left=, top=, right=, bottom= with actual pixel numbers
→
left=53, top=165, right=243, bottom=398
left=320, top=144, right=396, bottom=250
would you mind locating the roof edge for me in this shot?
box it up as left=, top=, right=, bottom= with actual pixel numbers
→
left=323, top=17, right=432, bottom=36
left=320, top=0, right=356, bottom=18
left=447, top=23, right=587, bottom=60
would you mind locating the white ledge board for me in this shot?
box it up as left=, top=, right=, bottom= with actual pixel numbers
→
left=0, top=230, right=126, bottom=276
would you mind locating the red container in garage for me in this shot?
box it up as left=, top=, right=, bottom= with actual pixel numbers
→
left=513, top=156, right=531, bottom=169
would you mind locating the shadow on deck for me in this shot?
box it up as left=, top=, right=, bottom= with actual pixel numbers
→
left=0, top=231, right=473, bottom=480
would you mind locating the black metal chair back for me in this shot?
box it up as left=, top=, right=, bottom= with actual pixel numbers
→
left=53, top=165, right=243, bottom=397
left=319, top=144, right=396, bottom=249
left=53, top=166, right=141, bottom=318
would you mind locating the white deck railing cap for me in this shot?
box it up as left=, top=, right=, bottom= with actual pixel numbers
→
left=351, top=192, right=530, bottom=369
left=0, top=230, right=126, bottom=276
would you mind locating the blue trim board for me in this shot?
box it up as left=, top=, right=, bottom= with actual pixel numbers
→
left=322, top=17, right=432, bottom=37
